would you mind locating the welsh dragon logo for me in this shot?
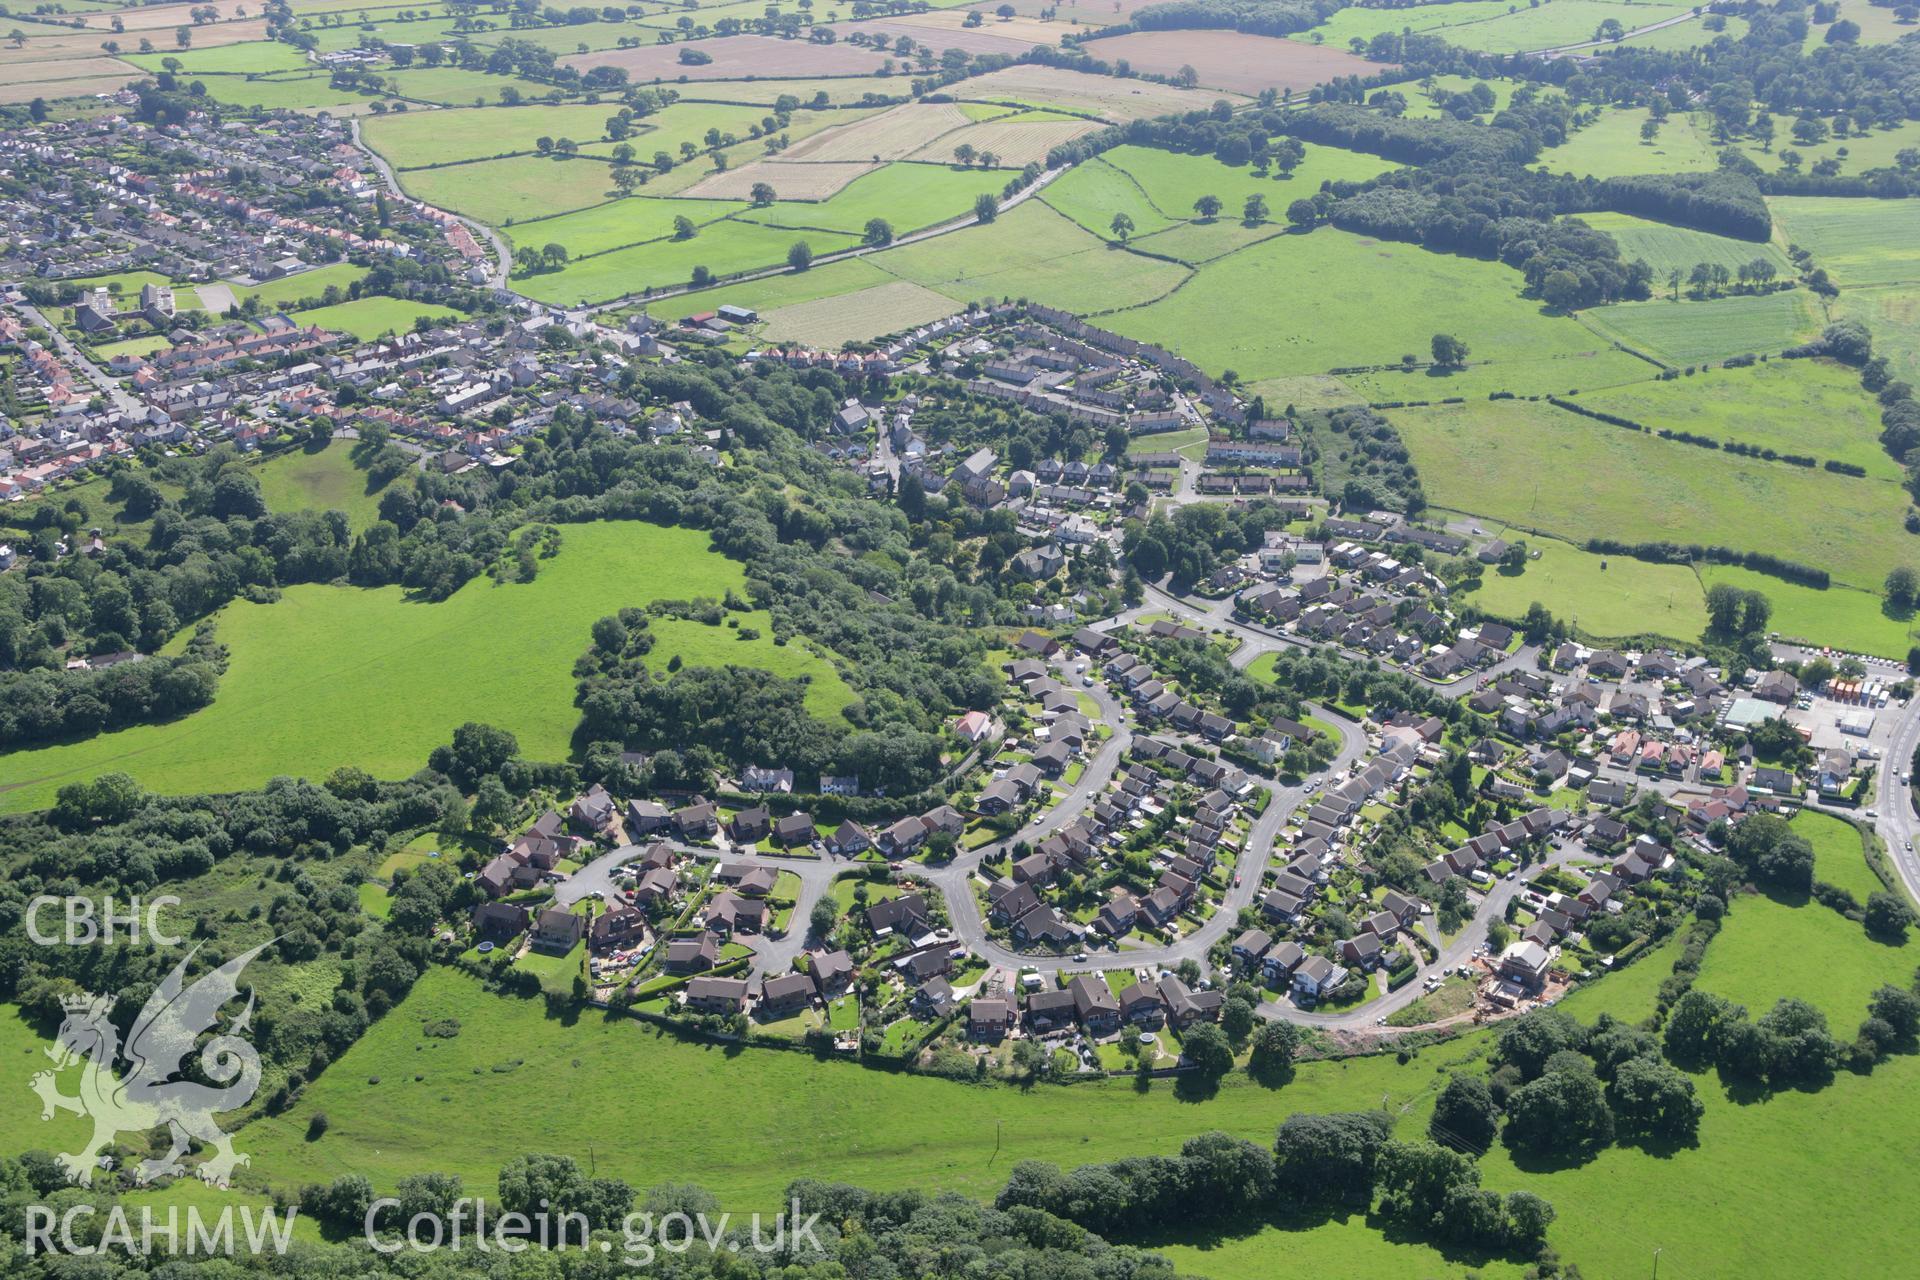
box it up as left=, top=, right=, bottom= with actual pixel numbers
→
left=31, top=942, right=270, bottom=1188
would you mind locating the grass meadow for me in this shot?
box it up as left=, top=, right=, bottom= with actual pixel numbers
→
left=1535, top=106, right=1720, bottom=178
left=1696, top=563, right=1919, bottom=656
left=1793, top=809, right=1885, bottom=903
left=514, top=219, right=863, bottom=306
left=1104, top=225, right=1633, bottom=392
left=1393, top=397, right=1914, bottom=589
left=1466, top=536, right=1709, bottom=640
left=758, top=279, right=962, bottom=347
left=1570, top=356, right=1899, bottom=479
left=289, top=296, right=464, bottom=341
left=1297, top=0, right=1701, bottom=54
left=1837, top=281, right=1920, bottom=384
left=253, top=440, right=396, bottom=531
left=734, top=162, right=1006, bottom=237
left=0, top=522, right=847, bottom=811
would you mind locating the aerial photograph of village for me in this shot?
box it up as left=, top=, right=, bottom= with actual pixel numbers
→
left=0, top=0, right=1917, bottom=1274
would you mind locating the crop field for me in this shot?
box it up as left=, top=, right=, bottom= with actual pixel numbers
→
left=1393, top=397, right=1913, bottom=589
left=1577, top=210, right=1788, bottom=281
left=759, top=279, right=963, bottom=346
left=507, top=196, right=745, bottom=259
left=578, top=100, right=816, bottom=164
left=874, top=199, right=1192, bottom=313
left=951, top=63, right=1231, bottom=120
left=254, top=440, right=397, bottom=533
left=1696, top=562, right=1917, bottom=656
left=0, top=522, right=775, bottom=812
left=1570, top=356, right=1899, bottom=479
left=965, top=0, right=1165, bottom=18
left=1535, top=106, right=1720, bottom=177
left=71, top=0, right=251, bottom=30
left=1582, top=289, right=1821, bottom=364
left=0, top=54, right=136, bottom=84
left=364, top=102, right=632, bottom=169
left=562, top=35, right=890, bottom=83
left=1088, top=29, right=1387, bottom=95
left=833, top=15, right=1059, bottom=57
left=123, top=39, right=311, bottom=74
left=735, top=162, right=1006, bottom=236
left=676, top=76, right=909, bottom=106
left=684, top=159, right=879, bottom=201
left=1104, top=226, right=1626, bottom=391
left=780, top=102, right=974, bottom=163
left=1465, top=535, right=1709, bottom=641
left=1768, top=196, right=1920, bottom=287
left=513, top=219, right=862, bottom=306
left=906, top=109, right=1097, bottom=167
left=1837, top=282, right=1920, bottom=384
left=290, top=295, right=463, bottom=340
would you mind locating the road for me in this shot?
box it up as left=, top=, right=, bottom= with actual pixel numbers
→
left=350, top=118, right=511, bottom=289
left=18, top=302, right=143, bottom=417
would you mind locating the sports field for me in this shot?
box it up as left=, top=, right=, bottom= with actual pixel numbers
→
left=1768, top=196, right=1920, bottom=288
left=1581, top=289, right=1821, bottom=363
left=1393, top=397, right=1913, bottom=589
left=0, top=522, right=857, bottom=811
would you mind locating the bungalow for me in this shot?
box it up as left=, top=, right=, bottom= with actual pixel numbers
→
left=704, top=890, right=768, bottom=935
left=773, top=813, right=817, bottom=846
left=867, top=892, right=933, bottom=939
left=664, top=933, right=720, bottom=972
left=686, top=976, right=749, bottom=1014
left=1014, top=630, right=1061, bottom=657
left=825, top=820, right=872, bottom=856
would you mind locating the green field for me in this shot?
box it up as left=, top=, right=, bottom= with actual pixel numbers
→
left=646, top=611, right=854, bottom=722
left=758, top=279, right=963, bottom=347
left=1394, top=397, right=1914, bottom=589
left=1466, top=536, right=1709, bottom=641
left=734, top=162, right=1007, bottom=237
left=399, top=154, right=629, bottom=224
left=0, top=522, right=822, bottom=811
left=383, top=66, right=561, bottom=107
left=1571, top=356, right=1899, bottom=479
left=1103, top=224, right=1633, bottom=392
left=1535, top=106, right=1720, bottom=178
left=1395, top=74, right=1520, bottom=120
left=1769, top=196, right=1920, bottom=288
left=1733, top=118, right=1920, bottom=177
left=1296, top=0, right=1701, bottom=54
left=289, top=295, right=463, bottom=341
left=678, top=76, right=910, bottom=106
left=1577, top=209, right=1789, bottom=282
left=253, top=439, right=396, bottom=531
left=873, top=198, right=1193, bottom=313
left=1794, top=810, right=1884, bottom=903
left=1582, top=289, right=1822, bottom=363
left=1836, top=282, right=1920, bottom=385
left=234, top=262, right=370, bottom=310
left=649, top=255, right=902, bottom=320
left=515, top=218, right=863, bottom=307
left=1040, top=153, right=1181, bottom=240
left=1697, top=562, right=1918, bottom=655
left=363, top=101, right=634, bottom=169
left=506, top=196, right=748, bottom=260
left=200, top=71, right=375, bottom=114
left=1161, top=1217, right=1524, bottom=1280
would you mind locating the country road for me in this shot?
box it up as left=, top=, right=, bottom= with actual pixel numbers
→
left=350, top=118, right=512, bottom=288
